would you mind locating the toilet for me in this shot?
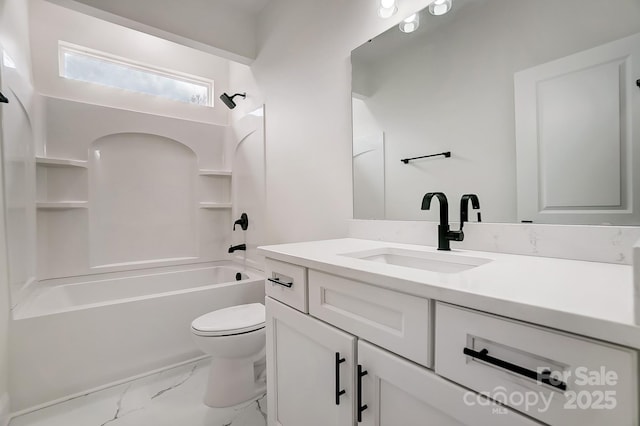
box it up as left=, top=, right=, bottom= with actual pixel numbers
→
left=191, top=303, right=266, bottom=408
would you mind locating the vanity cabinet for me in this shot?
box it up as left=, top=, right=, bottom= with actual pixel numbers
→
left=267, top=297, right=538, bottom=426
left=266, top=297, right=355, bottom=426
left=263, top=250, right=639, bottom=426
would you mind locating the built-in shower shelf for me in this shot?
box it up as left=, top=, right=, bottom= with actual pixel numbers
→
left=199, top=170, right=231, bottom=177
left=199, top=202, right=232, bottom=209
left=37, top=202, right=88, bottom=210
left=36, top=157, right=88, bottom=168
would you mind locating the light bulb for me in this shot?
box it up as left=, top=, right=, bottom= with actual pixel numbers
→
left=428, top=0, right=452, bottom=15
left=378, top=0, right=397, bottom=18
left=399, top=13, right=420, bottom=33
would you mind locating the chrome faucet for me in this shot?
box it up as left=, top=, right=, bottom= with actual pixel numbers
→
left=421, top=192, right=464, bottom=251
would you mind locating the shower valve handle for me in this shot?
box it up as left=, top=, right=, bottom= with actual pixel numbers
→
left=233, top=213, right=249, bottom=231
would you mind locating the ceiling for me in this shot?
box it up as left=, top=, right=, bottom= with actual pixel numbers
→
left=221, top=0, right=272, bottom=14
left=45, top=0, right=273, bottom=63
left=70, top=0, right=273, bottom=18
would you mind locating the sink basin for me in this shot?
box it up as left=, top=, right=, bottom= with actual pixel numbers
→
left=341, top=247, right=491, bottom=273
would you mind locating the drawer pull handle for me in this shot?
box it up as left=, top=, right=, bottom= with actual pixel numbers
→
left=463, top=348, right=567, bottom=392
left=335, top=352, right=346, bottom=405
left=267, top=277, right=293, bottom=288
left=357, top=364, right=368, bottom=422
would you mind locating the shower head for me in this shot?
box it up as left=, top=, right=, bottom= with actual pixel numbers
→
left=219, top=92, right=246, bottom=109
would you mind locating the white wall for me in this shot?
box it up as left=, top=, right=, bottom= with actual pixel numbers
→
left=352, top=0, right=640, bottom=222
left=253, top=0, right=432, bottom=244
left=0, top=0, right=35, bottom=421
left=29, top=0, right=232, bottom=125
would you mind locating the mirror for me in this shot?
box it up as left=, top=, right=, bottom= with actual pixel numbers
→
left=352, top=0, right=640, bottom=224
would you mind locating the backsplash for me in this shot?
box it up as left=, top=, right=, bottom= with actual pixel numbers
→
left=348, top=220, right=640, bottom=265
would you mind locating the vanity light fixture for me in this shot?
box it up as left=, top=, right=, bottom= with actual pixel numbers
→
left=399, top=13, right=420, bottom=33
left=429, top=0, right=452, bottom=16
left=378, top=0, right=398, bottom=18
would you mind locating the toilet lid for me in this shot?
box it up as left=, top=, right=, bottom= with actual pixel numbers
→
left=191, top=303, right=265, bottom=336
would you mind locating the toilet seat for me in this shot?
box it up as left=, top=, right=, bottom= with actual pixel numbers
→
left=191, top=303, right=265, bottom=337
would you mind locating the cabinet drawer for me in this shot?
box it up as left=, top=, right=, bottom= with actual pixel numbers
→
left=265, top=258, right=308, bottom=313
left=309, top=270, right=432, bottom=367
left=435, top=302, right=638, bottom=426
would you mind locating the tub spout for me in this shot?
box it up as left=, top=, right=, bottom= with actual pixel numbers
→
left=228, top=244, right=246, bottom=253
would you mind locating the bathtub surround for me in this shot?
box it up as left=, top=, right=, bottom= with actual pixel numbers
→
left=0, top=0, right=38, bottom=422
left=0, top=33, right=39, bottom=313
left=349, top=219, right=640, bottom=265
left=9, top=358, right=267, bottom=426
left=10, top=263, right=264, bottom=412
left=35, top=96, right=233, bottom=280
left=228, top=106, right=266, bottom=271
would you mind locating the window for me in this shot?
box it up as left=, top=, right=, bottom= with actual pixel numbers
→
left=59, top=42, right=213, bottom=106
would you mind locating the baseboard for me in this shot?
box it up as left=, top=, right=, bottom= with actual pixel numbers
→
left=10, top=354, right=208, bottom=419
left=0, top=392, right=10, bottom=426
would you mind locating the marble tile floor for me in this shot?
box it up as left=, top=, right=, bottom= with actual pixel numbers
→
left=10, top=358, right=267, bottom=426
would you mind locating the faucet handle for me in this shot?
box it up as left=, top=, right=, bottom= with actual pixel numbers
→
left=447, top=229, right=464, bottom=242
left=233, top=213, right=249, bottom=231
left=460, top=194, right=481, bottom=228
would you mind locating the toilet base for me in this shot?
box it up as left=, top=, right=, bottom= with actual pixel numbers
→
left=204, top=352, right=267, bottom=408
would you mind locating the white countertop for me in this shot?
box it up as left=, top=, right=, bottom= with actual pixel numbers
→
left=258, top=238, right=640, bottom=350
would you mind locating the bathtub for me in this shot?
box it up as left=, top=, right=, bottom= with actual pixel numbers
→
left=9, top=262, right=265, bottom=412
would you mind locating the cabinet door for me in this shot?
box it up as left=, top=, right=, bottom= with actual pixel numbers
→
left=357, top=341, right=541, bottom=426
left=266, top=297, right=356, bottom=426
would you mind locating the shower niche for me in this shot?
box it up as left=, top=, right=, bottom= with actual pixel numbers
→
left=35, top=156, right=88, bottom=209
left=199, top=170, right=232, bottom=208
left=36, top=96, right=234, bottom=280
